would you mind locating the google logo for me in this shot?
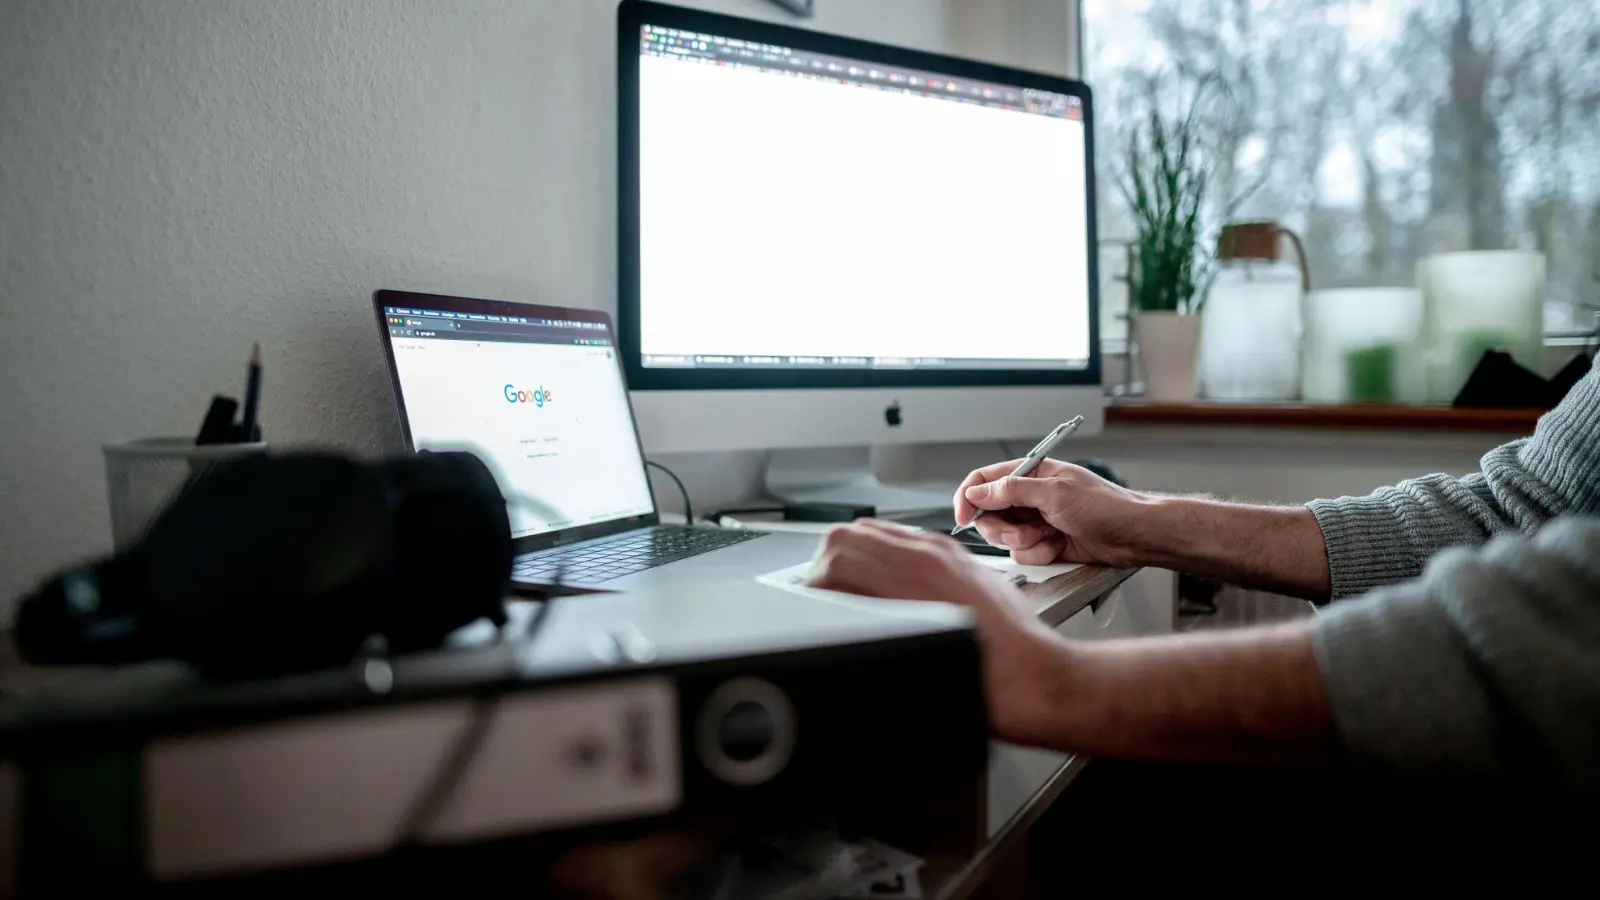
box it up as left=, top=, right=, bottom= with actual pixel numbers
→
left=504, top=384, right=553, bottom=407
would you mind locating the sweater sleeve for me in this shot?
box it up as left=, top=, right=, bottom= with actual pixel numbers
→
left=1307, top=366, right=1600, bottom=598
left=1311, top=517, right=1600, bottom=789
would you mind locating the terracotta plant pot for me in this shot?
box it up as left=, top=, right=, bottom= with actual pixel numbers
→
left=1134, top=311, right=1201, bottom=402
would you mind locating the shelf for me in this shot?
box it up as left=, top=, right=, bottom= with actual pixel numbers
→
left=1105, top=399, right=1544, bottom=433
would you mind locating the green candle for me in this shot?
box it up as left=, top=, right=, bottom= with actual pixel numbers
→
left=1345, top=344, right=1396, bottom=403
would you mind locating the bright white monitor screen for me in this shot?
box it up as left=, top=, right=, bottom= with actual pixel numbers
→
left=636, top=24, right=1092, bottom=372
left=384, top=305, right=655, bottom=539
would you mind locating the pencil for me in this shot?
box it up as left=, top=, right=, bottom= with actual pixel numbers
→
left=239, top=342, right=262, bottom=443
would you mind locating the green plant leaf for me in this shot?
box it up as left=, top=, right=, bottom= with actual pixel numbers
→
left=1116, top=72, right=1227, bottom=314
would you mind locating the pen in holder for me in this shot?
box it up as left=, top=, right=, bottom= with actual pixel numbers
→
left=102, top=437, right=268, bottom=549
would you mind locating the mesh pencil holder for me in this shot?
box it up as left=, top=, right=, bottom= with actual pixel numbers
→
left=103, top=438, right=268, bottom=549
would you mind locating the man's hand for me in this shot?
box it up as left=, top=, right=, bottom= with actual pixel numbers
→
left=807, top=520, right=1063, bottom=743
left=953, top=458, right=1152, bottom=567
left=806, top=521, right=1339, bottom=766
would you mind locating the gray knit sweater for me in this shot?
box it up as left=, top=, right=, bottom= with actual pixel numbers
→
left=1308, top=365, right=1599, bottom=786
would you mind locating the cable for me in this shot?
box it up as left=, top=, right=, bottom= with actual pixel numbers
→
left=395, top=563, right=565, bottom=850
left=395, top=693, right=498, bottom=849
left=645, top=459, right=693, bottom=524
left=702, top=505, right=785, bottom=525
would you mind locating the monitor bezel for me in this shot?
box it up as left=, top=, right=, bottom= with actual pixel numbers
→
left=617, top=0, right=1101, bottom=392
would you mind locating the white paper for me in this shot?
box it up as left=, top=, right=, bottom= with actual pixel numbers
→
left=755, top=563, right=951, bottom=620
left=968, top=554, right=1081, bottom=583
left=756, top=555, right=1079, bottom=609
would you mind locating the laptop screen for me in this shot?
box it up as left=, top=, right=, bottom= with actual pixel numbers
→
left=381, top=301, right=655, bottom=539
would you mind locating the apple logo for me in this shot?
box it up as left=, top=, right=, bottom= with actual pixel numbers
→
left=884, top=401, right=902, bottom=427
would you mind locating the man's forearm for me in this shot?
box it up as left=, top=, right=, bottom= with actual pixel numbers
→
left=1128, top=496, right=1332, bottom=601
left=1012, top=623, right=1340, bottom=766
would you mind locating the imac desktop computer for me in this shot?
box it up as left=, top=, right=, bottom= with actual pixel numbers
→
left=617, top=1, right=1101, bottom=512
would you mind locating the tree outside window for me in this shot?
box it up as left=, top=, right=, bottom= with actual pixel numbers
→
left=1086, top=0, right=1600, bottom=345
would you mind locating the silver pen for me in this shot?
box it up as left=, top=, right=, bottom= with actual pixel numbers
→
left=951, top=416, right=1085, bottom=536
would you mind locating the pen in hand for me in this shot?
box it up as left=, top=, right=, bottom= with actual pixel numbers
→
left=951, top=415, right=1085, bottom=537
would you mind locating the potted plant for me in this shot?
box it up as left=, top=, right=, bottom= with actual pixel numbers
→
left=1120, top=79, right=1215, bottom=401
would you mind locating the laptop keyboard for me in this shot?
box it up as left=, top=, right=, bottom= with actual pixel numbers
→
left=512, top=526, right=767, bottom=588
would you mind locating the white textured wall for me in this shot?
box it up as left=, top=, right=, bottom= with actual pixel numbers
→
left=948, top=0, right=1076, bottom=76
left=0, top=0, right=980, bottom=613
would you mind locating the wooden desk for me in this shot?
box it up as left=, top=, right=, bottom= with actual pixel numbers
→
left=1024, top=563, right=1138, bottom=627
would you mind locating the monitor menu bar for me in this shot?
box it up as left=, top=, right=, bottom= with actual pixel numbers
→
left=640, top=25, right=1081, bottom=120
left=642, top=354, right=1086, bottom=371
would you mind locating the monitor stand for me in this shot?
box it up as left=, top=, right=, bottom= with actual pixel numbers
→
left=764, top=447, right=953, bottom=515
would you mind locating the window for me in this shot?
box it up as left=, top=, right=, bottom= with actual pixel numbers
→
left=1085, top=0, right=1600, bottom=343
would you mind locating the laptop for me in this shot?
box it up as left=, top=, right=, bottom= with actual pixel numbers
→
left=373, top=289, right=819, bottom=593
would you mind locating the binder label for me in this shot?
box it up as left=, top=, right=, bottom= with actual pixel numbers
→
left=143, top=678, right=681, bottom=879
left=426, top=676, right=682, bottom=841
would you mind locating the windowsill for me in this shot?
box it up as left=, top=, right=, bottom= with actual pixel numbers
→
left=1096, top=335, right=1585, bottom=433
left=1100, top=335, right=1592, bottom=356
left=1104, top=398, right=1544, bottom=433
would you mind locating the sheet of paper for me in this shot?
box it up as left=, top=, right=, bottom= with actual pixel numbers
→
left=754, top=562, right=955, bottom=621
left=968, top=555, right=1081, bottom=583
left=756, top=554, right=1079, bottom=607
left=757, top=561, right=821, bottom=590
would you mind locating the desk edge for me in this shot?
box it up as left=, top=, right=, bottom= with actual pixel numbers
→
left=1029, top=566, right=1138, bottom=628
left=928, top=753, right=1091, bottom=900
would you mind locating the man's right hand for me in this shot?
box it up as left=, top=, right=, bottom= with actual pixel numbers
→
left=953, top=458, right=1153, bottom=568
